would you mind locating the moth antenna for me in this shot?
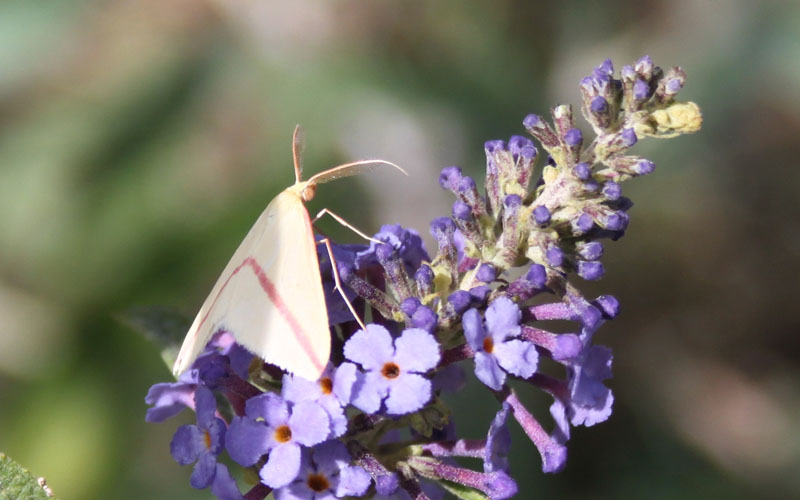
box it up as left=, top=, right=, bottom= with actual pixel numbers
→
left=292, top=124, right=306, bottom=184
left=307, top=159, right=407, bottom=186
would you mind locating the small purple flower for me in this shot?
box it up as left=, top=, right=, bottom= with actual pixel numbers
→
left=344, top=324, right=440, bottom=415
left=146, top=330, right=246, bottom=423
left=565, top=345, right=614, bottom=427
left=274, top=440, right=371, bottom=500
left=282, top=364, right=351, bottom=438
left=170, top=386, right=241, bottom=497
left=463, top=297, right=538, bottom=391
left=226, top=393, right=329, bottom=488
left=356, top=224, right=429, bottom=272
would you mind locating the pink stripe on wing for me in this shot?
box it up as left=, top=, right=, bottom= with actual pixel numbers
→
left=195, top=256, right=324, bottom=373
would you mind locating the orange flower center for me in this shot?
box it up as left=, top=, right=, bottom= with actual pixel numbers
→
left=203, top=430, right=212, bottom=449
left=306, top=473, right=330, bottom=492
left=381, top=362, right=401, bottom=379
left=274, top=425, right=292, bottom=443
left=319, top=377, right=333, bottom=395
left=483, top=337, right=494, bottom=354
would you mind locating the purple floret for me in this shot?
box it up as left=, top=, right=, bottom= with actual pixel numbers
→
left=356, top=224, right=429, bottom=273
left=170, top=386, right=242, bottom=497
left=344, top=324, right=440, bottom=415
left=226, top=393, right=329, bottom=488
left=463, top=297, right=538, bottom=391
left=273, top=440, right=371, bottom=500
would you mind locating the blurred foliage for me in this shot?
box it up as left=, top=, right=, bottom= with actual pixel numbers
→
left=1, top=0, right=799, bottom=499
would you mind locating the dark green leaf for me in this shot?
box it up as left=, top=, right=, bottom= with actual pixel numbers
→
left=0, top=453, right=57, bottom=500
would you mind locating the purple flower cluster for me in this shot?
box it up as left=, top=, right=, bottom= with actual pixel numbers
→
left=146, top=56, right=700, bottom=499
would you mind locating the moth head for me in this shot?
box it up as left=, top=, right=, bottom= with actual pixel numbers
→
left=301, top=182, right=317, bottom=202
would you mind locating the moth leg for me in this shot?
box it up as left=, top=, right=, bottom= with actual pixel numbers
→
left=317, top=237, right=367, bottom=330
left=311, top=208, right=382, bottom=244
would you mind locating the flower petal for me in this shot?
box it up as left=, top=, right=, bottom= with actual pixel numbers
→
left=209, top=463, right=243, bottom=500
left=318, top=395, right=347, bottom=438
left=194, top=385, right=218, bottom=430
left=282, top=374, right=322, bottom=404
left=289, top=401, right=330, bottom=447
left=474, top=352, right=506, bottom=391
left=206, top=417, right=227, bottom=454
left=274, top=480, right=309, bottom=500
left=337, top=465, right=371, bottom=497
left=549, top=399, right=570, bottom=444
left=261, top=443, right=302, bottom=489
left=170, top=425, right=204, bottom=465
left=485, top=297, right=522, bottom=341
left=144, top=382, right=195, bottom=422
left=343, top=324, right=395, bottom=370
left=384, top=373, right=432, bottom=415
left=393, top=328, right=440, bottom=373
left=484, top=403, right=511, bottom=473
left=350, top=370, right=389, bottom=414
left=190, top=451, right=217, bottom=489
left=494, top=339, right=538, bottom=378
left=332, top=362, right=358, bottom=405
left=226, top=417, right=271, bottom=467
left=484, top=470, right=518, bottom=500
left=312, top=439, right=351, bottom=477
left=246, top=392, right=289, bottom=426
left=571, top=388, right=614, bottom=427
left=462, top=308, right=486, bottom=351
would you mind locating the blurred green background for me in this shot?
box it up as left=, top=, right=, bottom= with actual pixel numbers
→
left=1, top=0, right=799, bottom=498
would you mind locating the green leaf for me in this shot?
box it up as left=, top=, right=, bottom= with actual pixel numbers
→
left=437, top=479, right=489, bottom=500
left=117, top=306, right=190, bottom=370
left=0, top=452, right=57, bottom=500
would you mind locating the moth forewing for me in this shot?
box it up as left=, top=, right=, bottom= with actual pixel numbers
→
left=172, top=189, right=329, bottom=380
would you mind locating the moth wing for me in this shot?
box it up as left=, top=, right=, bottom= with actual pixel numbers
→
left=172, top=189, right=330, bottom=380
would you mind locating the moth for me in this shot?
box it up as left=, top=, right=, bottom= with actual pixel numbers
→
left=173, top=126, right=403, bottom=380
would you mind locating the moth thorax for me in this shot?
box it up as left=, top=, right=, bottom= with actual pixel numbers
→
left=301, top=183, right=317, bottom=202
